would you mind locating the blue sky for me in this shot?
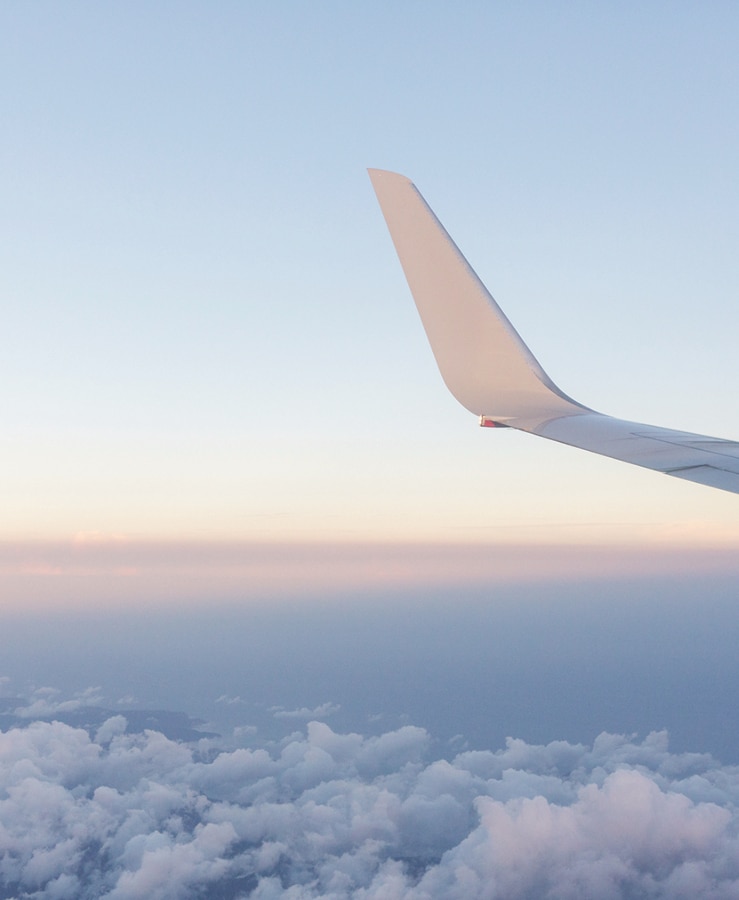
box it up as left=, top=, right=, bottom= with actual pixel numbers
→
left=2, top=2, right=738, bottom=566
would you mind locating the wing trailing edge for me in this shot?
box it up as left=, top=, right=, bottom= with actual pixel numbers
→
left=369, top=168, right=739, bottom=496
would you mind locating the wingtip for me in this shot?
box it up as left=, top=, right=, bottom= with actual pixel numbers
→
left=367, top=168, right=412, bottom=187
left=369, top=168, right=586, bottom=421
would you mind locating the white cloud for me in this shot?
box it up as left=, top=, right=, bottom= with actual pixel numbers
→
left=14, top=685, right=104, bottom=719
left=2, top=709, right=739, bottom=898
left=271, top=702, right=341, bottom=720
left=215, top=694, right=244, bottom=705
left=95, top=716, right=128, bottom=745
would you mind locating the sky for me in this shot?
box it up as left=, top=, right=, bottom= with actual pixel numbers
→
left=2, top=2, right=739, bottom=561
left=2, top=3, right=739, bottom=897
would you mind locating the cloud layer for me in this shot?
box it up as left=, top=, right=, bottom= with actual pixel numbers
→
left=3, top=712, right=739, bottom=898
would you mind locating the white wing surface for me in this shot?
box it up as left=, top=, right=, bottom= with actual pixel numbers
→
left=369, top=168, right=739, bottom=495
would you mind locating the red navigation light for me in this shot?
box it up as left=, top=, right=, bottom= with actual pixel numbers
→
left=479, top=416, right=509, bottom=428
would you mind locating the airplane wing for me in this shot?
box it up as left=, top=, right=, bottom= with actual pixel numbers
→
left=369, top=168, right=739, bottom=495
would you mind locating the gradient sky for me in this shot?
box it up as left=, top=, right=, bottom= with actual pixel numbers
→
left=2, top=2, right=739, bottom=601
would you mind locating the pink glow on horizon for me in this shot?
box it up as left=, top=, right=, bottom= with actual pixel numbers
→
left=1, top=537, right=738, bottom=613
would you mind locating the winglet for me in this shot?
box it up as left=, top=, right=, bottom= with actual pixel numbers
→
left=369, top=170, right=739, bottom=495
left=368, top=169, right=587, bottom=424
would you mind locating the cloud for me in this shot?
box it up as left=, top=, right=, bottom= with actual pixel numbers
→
left=2, top=709, right=739, bottom=898
left=13, top=686, right=104, bottom=719
left=215, top=694, right=244, bottom=706
left=271, top=702, right=340, bottom=720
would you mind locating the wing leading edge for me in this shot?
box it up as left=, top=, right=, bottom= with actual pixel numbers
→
left=369, top=168, right=739, bottom=495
